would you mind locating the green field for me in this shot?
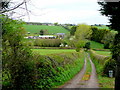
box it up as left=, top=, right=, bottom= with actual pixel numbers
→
left=32, top=49, right=76, bottom=55
left=90, top=41, right=104, bottom=49
left=94, top=50, right=111, bottom=56
left=23, top=25, right=69, bottom=34
left=95, top=26, right=110, bottom=29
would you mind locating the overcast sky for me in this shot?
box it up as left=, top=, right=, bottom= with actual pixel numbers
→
left=14, top=0, right=109, bottom=25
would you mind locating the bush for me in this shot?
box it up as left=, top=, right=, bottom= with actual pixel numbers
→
left=91, top=26, right=110, bottom=43
left=33, top=51, right=85, bottom=89
left=103, top=59, right=116, bottom=77
left=84, top=42, right=90, bottom=50
left=76, top=48, right=80, bottom=52
left=2, top=17, right=36, bottom=89
left=104, top=43, right=110, bottom=49
left=34, top=39, right=62, bottom=47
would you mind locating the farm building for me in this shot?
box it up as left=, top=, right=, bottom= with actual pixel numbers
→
left=38, top=35, right=56, bottom=39
left=25, top=35, right=56, bottom=39
left=56, top=33, right=65, bottom=39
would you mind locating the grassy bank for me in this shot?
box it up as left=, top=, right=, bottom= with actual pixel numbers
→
left=3, top=48, right=85, bottom=89
left=89, top=50, right=115, bottom=88
left=34, top=50, right=85, bottom=88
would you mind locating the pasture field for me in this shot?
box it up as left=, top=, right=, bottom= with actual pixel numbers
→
left=23, top=25, right=69, bottom=34
left=32, top=49, right=76, bottom=55
left=94, top=50, right=111, bottom=56
left=95, top=26, right=109, bottom=29
left=90, top=41, right=104, bottom=49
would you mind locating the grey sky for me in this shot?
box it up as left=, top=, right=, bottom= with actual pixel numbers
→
left=16, top=0, right=109, bottom=25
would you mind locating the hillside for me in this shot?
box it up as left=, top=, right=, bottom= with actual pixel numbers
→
left=23, top=24, right=69, bottom=34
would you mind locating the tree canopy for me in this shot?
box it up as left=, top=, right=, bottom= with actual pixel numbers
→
left=98, top=2, right=120, bottom=89
left=75, top=24, right=92, bottom=40
left=98, top=2, right=120, bottom=32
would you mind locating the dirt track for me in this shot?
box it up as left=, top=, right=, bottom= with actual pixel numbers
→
left=59, top=53, right=99, bottom=89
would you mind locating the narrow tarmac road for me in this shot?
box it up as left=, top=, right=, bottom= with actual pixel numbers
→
left=59, top=53, right=99, bottom=89
left=86, top=54, right=99, bottom=88
left=59, top=57, right=87, bottom=88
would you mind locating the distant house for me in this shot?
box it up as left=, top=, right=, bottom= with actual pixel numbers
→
left=56, top=33, right=65, bottom=39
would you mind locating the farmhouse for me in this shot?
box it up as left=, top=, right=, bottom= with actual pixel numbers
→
left=56, top=33, right=65, bottom=39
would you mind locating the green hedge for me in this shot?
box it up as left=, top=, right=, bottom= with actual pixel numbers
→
left=91, top=26, right=110, bottom=43
left=34, top=51, right=85, bottom=89
left=26, top=39, right=62, bottom=47
left=3, top=51, right=85, bottom=89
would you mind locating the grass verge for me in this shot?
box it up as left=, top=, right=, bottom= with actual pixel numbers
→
left=82, top=53, right=91, bottom=81
left=89, top=50, right=115, bottom=88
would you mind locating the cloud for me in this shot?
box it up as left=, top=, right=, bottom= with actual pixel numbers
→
left=21, top=0, right=109, bottom=25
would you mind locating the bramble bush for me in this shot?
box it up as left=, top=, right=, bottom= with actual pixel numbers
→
left=103, top=59, right=116, bottom=77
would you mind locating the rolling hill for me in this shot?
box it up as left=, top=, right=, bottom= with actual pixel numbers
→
left=23, top=24, right=69, bottom=34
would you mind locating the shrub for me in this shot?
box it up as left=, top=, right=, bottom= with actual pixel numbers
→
left=2, top=17, right=36, bottom=89
left=91, top=26, right=110, bottom=43
left=34, top=39, right=62, bottom=47
left=103, top=59, right=116, bottom=77
left=84, top=42, right=91, bottom=50
left=33, top=51, right=85, bottom=89
left=76, top=48, right=80, bottom=52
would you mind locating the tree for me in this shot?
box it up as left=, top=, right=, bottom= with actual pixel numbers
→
left=39, top=30, right=44, bottom=35
left=2, top=15, right=35, bottom=89
left=0, top=0, right=31, bottom=20
left=101, top=30, right=117, bottom=49
left=0, top=0, right=26, bottom=14
left=91, top=26, right=110, bottom=43
left=74, top=24, right=92, bottom=51
left=98, top=2, right=120, bottom=89
left=70, top=26, right=77, bottom=36
left=75, top=24, right=92, bottom=40
left=54, top=22, right=58, bottom=26
left=1, top=1, right=36, bottom=89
